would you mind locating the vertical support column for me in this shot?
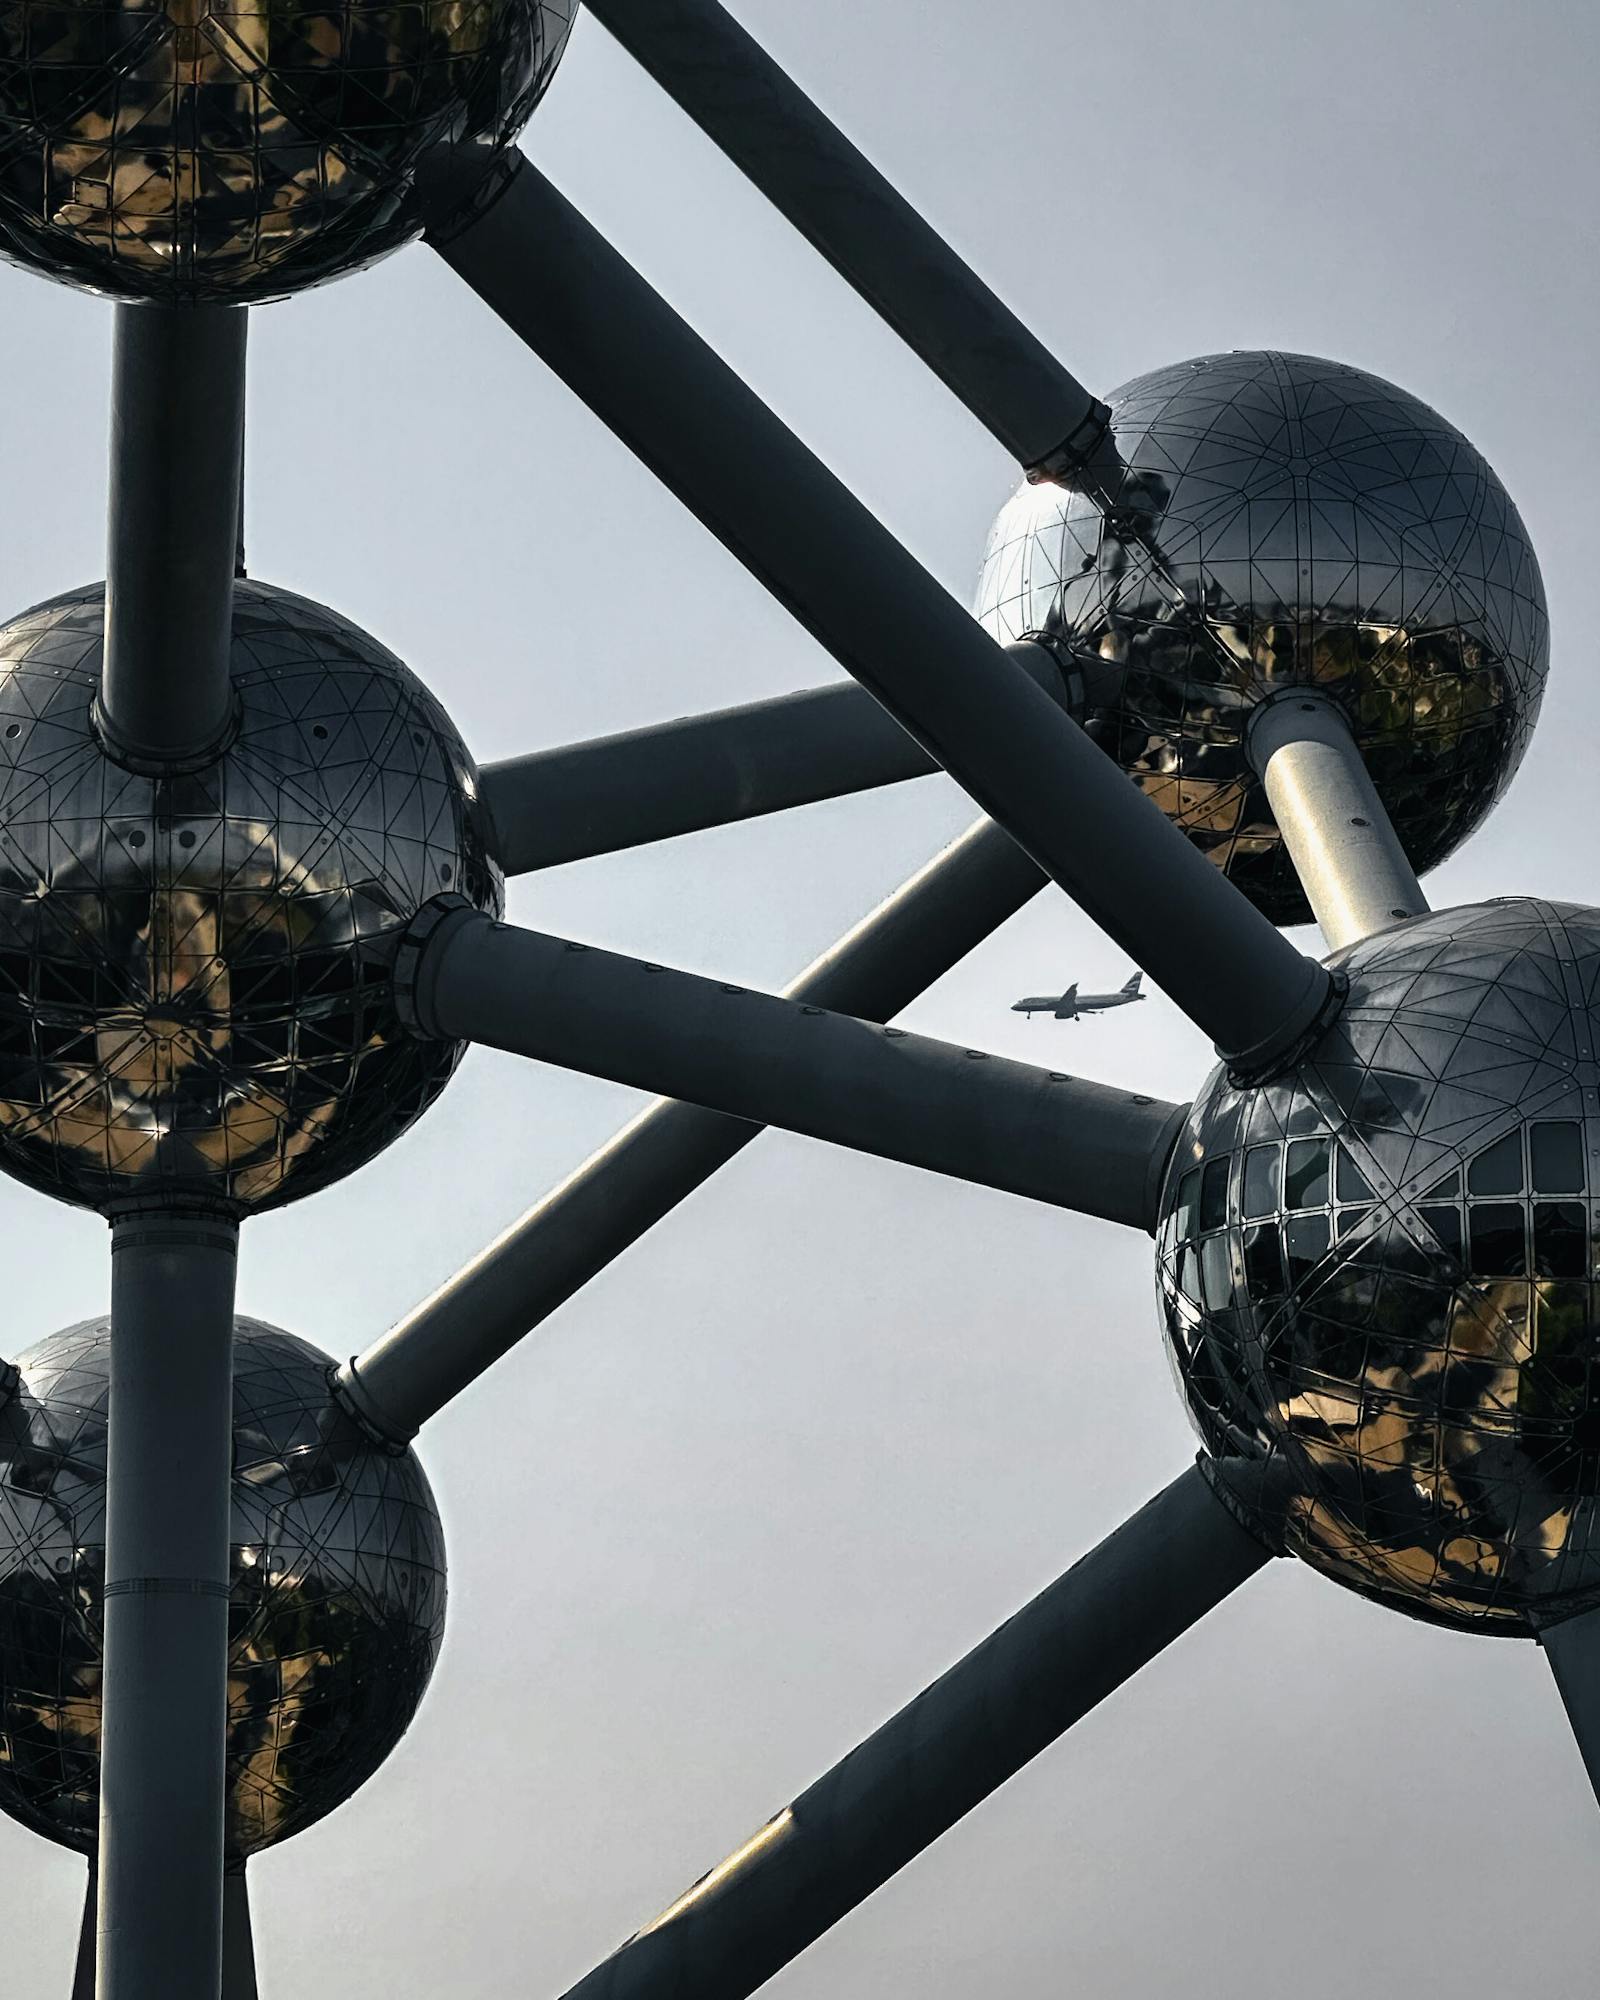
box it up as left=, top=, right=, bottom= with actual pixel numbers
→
left=72, top=1863, right=95, bottom=1999
left=1245, top=692, right=1428, bottom=952
left=234, top=451, right=248, bottom=582
left=97, top=1212, right=239, bottom=2000
left=222, top=1867, right=258, bottom=2000
left=96, top=306, right=248, bottom=773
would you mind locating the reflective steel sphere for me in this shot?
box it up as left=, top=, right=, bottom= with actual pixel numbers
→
left=0, top=0, right=574, bottom=303
left=0, top=1316, right=446, bottom=1855
left=0, top=579, right=500, bottom=1214
left=1159, top=899, right=1600, bottom=1632
left=976, top=351, right=1549, bottom=926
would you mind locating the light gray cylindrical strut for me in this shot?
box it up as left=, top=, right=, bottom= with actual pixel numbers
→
left=479, top=643, right=1068, bottom=876
left=400, top=905, right=1185, bottom=1223
left=341, top=818, right=1051, bottom=1440
left=97, top=306, right=247, bottom=774
left=97, top=1213, right=239, bottom=2000
left=1245, top=693, right=1428, bottom=952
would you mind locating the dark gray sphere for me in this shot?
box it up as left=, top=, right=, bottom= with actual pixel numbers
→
left=0, top=579, right=501, bottom=1215
left=1158, top=899, right=1600, bottom=1632
left=0, top=1316, right=446, bottom=1856
left=976, top=351, right=1549, bottom=925
left=0, top=0, right=574, bottom=303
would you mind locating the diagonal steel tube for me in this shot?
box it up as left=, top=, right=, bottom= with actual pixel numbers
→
left=480, top=643, right=1067, bottom=875
left=395, top=901, right=1184, bottom=1213
left=573, top=0, right=1271, bottom=711
left=346, top=822, right=1063, bottom=1442
left=554, top=1461, right=1276, bottom=2000
left=341, top=819, right=1053, bottom=1439
left=578, top=0, right=1110, bottom=479
left=1244, top=692, right=1429, bottom=953
left=431, top=160, right=1332, bottom=1072
left=1537, top=1607, right=1600, bottom=1812
left=560, top=0, right=1287, bottom=726
left=96, top=1213, right=238, bottom=2000
left=95, top=306, right=247, bottom=775
left=564, top=0, right=1262, bottom=694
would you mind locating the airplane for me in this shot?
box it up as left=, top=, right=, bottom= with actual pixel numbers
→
left=1011, top=971, right=1146, bottom=1021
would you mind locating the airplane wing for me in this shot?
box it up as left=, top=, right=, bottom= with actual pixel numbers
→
left=1015, top=979, right=1141, bottom=1020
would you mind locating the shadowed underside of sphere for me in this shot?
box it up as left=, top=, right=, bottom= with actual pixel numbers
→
left=1159, top=901, right=1600, bottom=1633
left=0, top=1317, right=446, bottom=1856
left=976, top=351, right=1549, bottom=926
left=0, top=579, right=501, bottom=1215
left=0, top=0, right=574, bottom=303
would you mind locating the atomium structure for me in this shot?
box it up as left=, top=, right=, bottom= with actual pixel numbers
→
left=0, top=1, right=1588, bottom=1996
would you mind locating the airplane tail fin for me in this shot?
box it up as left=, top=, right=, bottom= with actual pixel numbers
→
left=1121, top=971, right=1144, bottom=997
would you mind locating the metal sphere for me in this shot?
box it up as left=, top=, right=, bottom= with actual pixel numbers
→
left=0, top=579, right=501, bottom=1215
left=0, top=1315, right=445, bottom=1856
left=1158, top=899, right=1600, bottom=1633
left=0, top=0, right=574, bottom=304
left=976, top=351, right=1549, bottom=926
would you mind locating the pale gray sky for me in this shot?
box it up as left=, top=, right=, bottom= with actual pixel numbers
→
left=3, top=1, right=1600, bottom=1992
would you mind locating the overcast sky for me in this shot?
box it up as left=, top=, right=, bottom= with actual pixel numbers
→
left=4, top=0, right=1600, bottom=1992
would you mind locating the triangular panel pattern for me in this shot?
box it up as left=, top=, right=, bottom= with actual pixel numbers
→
left=0, top=0, right=576, bottom=302
left=0, top=579, right=502, bottom=1215
left=0, top=1315, right=446, bottom=1857
left=1157, top=899, right=1600, bottom=1632
left=976, top=350, right=1548, bottom=927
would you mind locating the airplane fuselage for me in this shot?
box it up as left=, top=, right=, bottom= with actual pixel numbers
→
left=1011, top=975, right=1146, bottom=1021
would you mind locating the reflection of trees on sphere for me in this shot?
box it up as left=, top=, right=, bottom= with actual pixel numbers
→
left=976, top=351, right=1549, bottom=925
left=0, top=580, right=501, bottom=1215
left=0, top=0, right=575, bottom=303
left=0, top=1317, right=446, bottom=1856
left=1159, top=901, right=1600, bottom=1632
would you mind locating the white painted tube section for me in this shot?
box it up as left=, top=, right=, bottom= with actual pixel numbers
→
left=1246, top=694, right=1428, bottom=953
